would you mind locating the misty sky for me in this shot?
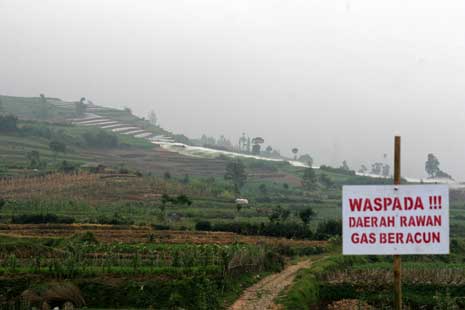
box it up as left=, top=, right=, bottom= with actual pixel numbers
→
left=1, top=0, right=465, bottom=180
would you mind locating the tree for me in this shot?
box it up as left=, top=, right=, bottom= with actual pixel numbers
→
left=75, top=99, right=87, bottom=116
left=358, top=165, right=368, bottom=174
left=371, top=162, right=383, bottom=175
left=251, top=137, right=264, bottom=155
left=319, top=173, right=334, bottom=189
left=436, top=170, right=454, bottom=180
left=424, top=154, right=453, bottom=180
left=181, top=174, right=190, bottom=184
left=238, top=133, right=249, bottom=152
left=265, top=145, right=273, bottom=155
left=161, top=194, right=192, bottom=209
left=49, top=140, right=66, bottom=161
left=252, top=144, right=261, bottom=155
left=269, top=206, right=290, bottom=223
left=35, top=94, right=49, bottom=119
left=299, top=207, right=316, bottom=226
left=59, top=160, right=76, bottom=173
left=0, top=114, right=18, bottom=132
left=302, top=167, right=317, bottom=190
left=26, top=151, right=41, bottom=168
left=82, top=129, right=118, bottom=148
left=425, top=153, right=440, bottom=178
left=259, top=183, right=268, bottom=195
left=292, top=148, right=299, bottom=160
left=0, top=97, right=3, bottom=113
left=148, top=110, right=158, bottom=126
left=382, top=164, right=390, bottom=177
left=341, top=160, right=350, bottom=171
left=224, top=159, right=247, bottom=194
left=299, top=154, right=313, bottom=167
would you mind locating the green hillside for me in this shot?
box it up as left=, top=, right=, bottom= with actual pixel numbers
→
left=0, top=94, right=189, bottom=143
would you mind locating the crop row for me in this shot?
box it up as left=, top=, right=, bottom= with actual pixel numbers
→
left=324, top=267, right=465, bottom=285
left=0, top=243, right=278, bottom=278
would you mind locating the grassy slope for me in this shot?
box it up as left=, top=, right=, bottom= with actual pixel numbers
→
left=0, top=121, right=154, bottom=175
left=0, top=95, right=74, bottom=121
left=0, top=94, right=185, bottom=142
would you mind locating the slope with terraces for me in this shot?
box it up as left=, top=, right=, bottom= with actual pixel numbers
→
left=50, top=100, right=177, bottom=144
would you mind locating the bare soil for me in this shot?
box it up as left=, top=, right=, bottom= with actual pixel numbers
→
left=0, top=224, right=327, bottom=247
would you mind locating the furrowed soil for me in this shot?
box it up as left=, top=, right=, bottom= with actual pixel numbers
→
left=0, top=224, right=327, bottom=246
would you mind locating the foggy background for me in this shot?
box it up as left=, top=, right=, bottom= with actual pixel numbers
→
left=1, top=0, right=464, bottom=180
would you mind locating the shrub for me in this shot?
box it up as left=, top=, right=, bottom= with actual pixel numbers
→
left=161, top=194, right=192, bottom=206
left=95, top=214, right=133, bottom=225
left=319, top=165, right=356, bottom=176
left=11, top=214, right=75, bottom=224
left=58, top=160, right=78, bottom=173
left=153, top=224, right=171, bottom=230
left=315, top=220, right=342, bottom=240
left=0, top=114, right=18, bottom=132
left=82, top=129, right=118, bottom=148
left=70, top=232, right=98, bottom=244
left=207, top=222, right=313, bottom=239
left=195, top=221, right=212, bottom=231
left=20, top=125, right=53, bottom=139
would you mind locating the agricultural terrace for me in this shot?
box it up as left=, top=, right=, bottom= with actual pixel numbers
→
left=2, top=97, right=465, bottom=309
left=0, top=227, right=326, bottom=309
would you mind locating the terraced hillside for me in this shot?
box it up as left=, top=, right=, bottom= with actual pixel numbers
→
left=0, top=94, right=186, bottom=144
left=0, top=95, right=299, bottom=179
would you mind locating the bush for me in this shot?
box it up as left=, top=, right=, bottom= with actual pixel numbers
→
left=70, top=232, right=98, bottom=244
left=315, top=220, right=342, bottom=240
left=202, top=222, right=314, bottom=239
left=319, top=165, right=356, bottom=176
left=82, top=129, right=118, bottom=148
left=195, top=221, right=212, bottom=231
left=152, top=224, right=171, bottom=230
left=161, top=194, right=192, bottom=206
left=11, top=214, right=75, bottom=224
left=95, top=214, right=133, bottom=225
left=58, top=160, right=78, bottom=173
left=0, top=114, right=18, bottom=132
left=20, top=125, right=53, bottom=139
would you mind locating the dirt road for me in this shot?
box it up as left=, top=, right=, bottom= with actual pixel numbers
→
left=229, top=259, right=313, bottom=310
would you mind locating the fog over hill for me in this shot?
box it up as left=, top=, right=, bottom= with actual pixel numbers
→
left=1, top=0, right=465, bottom=180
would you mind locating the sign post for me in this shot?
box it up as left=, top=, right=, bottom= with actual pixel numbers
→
left=342, top=136, right=449, bottom=310
left=394, top=136, right=401, bottom=310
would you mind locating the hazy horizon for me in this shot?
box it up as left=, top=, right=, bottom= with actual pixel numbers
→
left=1, top=0, right=465, bottom=180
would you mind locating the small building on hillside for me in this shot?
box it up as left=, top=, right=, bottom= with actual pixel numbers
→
left=235, top=198, right=249, bottom=205
left=81, top=162, right=106, bottom=173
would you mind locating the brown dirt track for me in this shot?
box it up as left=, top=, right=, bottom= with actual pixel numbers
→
left=229, top=259, right=313, bottom=310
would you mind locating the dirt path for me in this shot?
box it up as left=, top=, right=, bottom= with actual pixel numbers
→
left=229, top=259, right=313, bottom=310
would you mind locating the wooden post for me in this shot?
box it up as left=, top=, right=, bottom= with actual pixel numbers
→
left=394, top=136, right=402, bottom=310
